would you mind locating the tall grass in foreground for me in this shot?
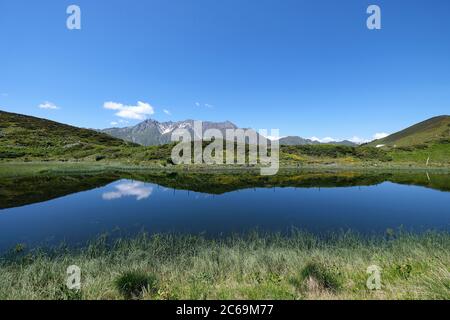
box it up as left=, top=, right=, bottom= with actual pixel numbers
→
left=0, top=231, right=449, bottom=300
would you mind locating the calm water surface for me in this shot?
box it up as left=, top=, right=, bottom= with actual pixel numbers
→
left=0, top=174, right=449, bottom=251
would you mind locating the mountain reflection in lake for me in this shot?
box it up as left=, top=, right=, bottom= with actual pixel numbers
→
left=0, top=170, right=449, bottom=251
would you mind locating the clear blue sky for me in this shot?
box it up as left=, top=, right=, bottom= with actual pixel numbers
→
left=1, top=0, right=449, bottom=142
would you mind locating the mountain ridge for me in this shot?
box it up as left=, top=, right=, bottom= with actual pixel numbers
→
left=102, top=119, right=358, bottom=146
left=278, top=136, right=357, bottom=146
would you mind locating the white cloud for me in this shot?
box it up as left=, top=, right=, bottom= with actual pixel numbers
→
left=118, top=119, right=129, bottom=124
left=348, top=136, right=370, bottom=144
left=310, top=136, right=371, bottom=145
left=373, top=132, right=389, bottom=140
left=314, top=133, right=389, bottom=144
left=163, top=109, right=171, bottom=115
left=310, top=136, right=336, bottom=143
left=110, top=119, right=129, bottom=127
left=260, top=131, right=285, bottom=141
left=38, top=101, right=60, bottom=110
left=265, top=136, right=286, bottom=141
left=195, top=102, right=214, bottom=108
left=102, top=182, right=153, bottom=201
left=104, top=101, right=154, bottom=120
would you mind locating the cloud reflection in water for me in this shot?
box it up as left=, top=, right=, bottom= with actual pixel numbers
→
left=102, top=182, right=152, bottom=201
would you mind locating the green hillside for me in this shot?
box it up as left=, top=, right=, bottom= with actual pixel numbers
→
left=0, top=110, right=137, bottom=161
left=366, top=116, right=450, bottom=166
left=369, top=116, right=450, bottom=147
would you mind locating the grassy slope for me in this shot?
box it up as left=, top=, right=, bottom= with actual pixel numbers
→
left=364, top=116, right=450, bottom=167
left=0, top=232, right=448, bottom=300
left=369, top=115, right=450, bottom=147
left=0, top=110, right=132, bottom=160
left=0, top=110, right=175, bottom=164
left=0, top=110, right=130, bottom=148
left=389, top=143, right=450, bottom=166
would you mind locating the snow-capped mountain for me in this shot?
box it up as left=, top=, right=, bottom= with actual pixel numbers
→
left=101, top=119, right=241, bottom=146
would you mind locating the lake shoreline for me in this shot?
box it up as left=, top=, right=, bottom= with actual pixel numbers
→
left=1, top=161, right=450, bottom=178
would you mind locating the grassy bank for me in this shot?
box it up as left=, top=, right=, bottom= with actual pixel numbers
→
left=0, top=231, right=449, bottom=300
left=1, top=161, right=449, bottom=178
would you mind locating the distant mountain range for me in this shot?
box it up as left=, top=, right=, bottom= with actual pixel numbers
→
left=278, top=136, right=357, bottom=146
left=1, top=110, right=449, bottom=165
left=2, top=108, right=447, bottom=152
left=101, top=119, right=357, bottom=146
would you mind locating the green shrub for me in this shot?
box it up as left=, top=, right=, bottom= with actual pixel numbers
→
left=14, top=243, right=26, bottom=253
left=395, top=264, right=413, bottom=280
left=114, top=271, right=158, bottom=299
left=95, top=155, right=106, bottom=161
left=0, top=150, right=26, bottom=159
left=298, top=261, right=342, bottom=292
